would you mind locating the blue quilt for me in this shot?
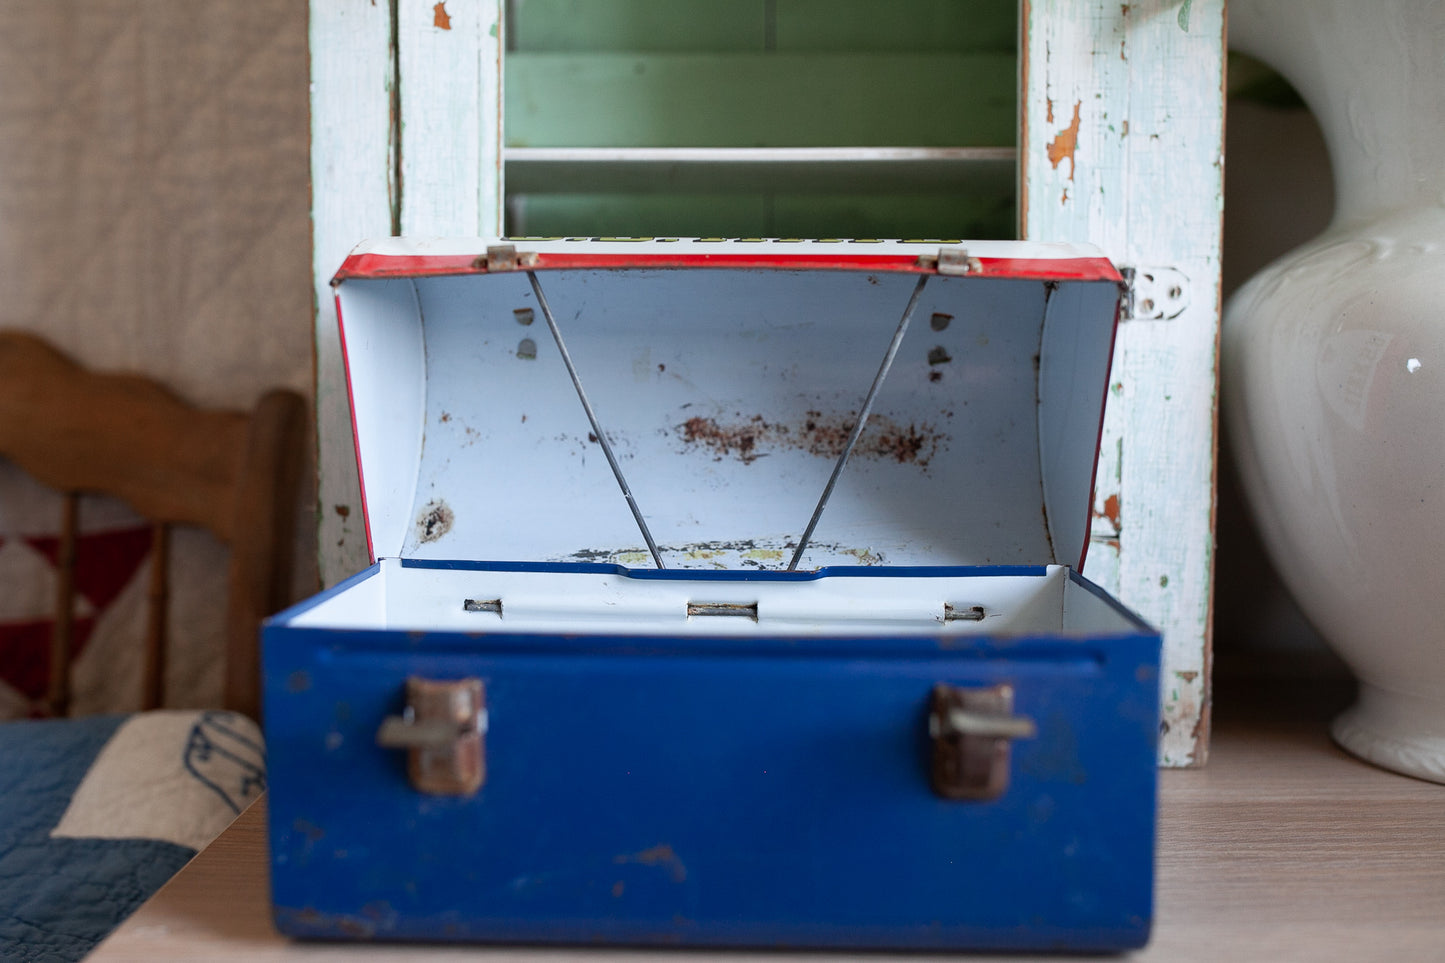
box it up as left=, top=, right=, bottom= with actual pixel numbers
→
left=0, top=712, right=265, bottom=963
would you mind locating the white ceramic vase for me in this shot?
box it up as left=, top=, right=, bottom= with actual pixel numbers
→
left=1226, top=1, right=1445, bottom=781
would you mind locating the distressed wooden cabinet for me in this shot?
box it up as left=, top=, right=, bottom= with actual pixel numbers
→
left=308, top=0, right=1222, bottom=765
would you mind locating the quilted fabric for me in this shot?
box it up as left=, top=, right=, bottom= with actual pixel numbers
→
left=0, top=712, right=263, bottom=962
left=0, top=1, right=312, bottom=410
left=0, top=0, right=317, bottom=719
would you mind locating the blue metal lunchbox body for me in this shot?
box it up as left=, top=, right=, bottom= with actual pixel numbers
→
left=265, top=561, right=1157, bottom=951
left=264, top=239, right=1161, bottom=951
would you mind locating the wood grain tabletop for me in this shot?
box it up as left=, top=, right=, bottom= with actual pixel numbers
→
left=88, top=683, right=1445, bottom=962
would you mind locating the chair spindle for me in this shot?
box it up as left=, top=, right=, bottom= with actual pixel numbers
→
left=142, top=522, right=170, bottom=710
left=45, top=491, right=79, bottom=717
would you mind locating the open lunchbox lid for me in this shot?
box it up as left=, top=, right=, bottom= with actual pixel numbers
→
left=334, top=238, right=1123, bottom=573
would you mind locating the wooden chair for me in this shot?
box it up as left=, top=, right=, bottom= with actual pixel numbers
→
left=0, top=332, right=306, bottom=720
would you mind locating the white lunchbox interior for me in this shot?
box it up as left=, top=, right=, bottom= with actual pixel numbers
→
left=315, top=238, right=1130, bottom=640
left=290, top=561, right=1142, bottom=637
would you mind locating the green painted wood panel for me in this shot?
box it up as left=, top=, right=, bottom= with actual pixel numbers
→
left=506, top=52, right=1015, bottom=148
left=774, top=0, right=1014, bottom=52
left=504, top=0, right=1018, bottom=245
left=510, top=0, right=1014, bottom=53
left=511, top=0, right=768, bottom=51
left=510, top=191, right=1014, bottom=239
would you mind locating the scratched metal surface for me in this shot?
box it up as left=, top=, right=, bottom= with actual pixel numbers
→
left=263, top=562, right=1158, bottom=951
left=334, top=260, right=1119, bottom=572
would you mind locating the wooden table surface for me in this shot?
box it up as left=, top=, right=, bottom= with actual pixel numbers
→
left=89, top=685, right=1445, bottom=962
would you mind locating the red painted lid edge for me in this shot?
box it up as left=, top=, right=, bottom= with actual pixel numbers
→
left=333, top=251, right=1124, bottom=285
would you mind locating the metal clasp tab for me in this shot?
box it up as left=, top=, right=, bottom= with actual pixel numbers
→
left=929, top=683, right=1036, bottom=801
left=377, top=677, right=487, bottom=796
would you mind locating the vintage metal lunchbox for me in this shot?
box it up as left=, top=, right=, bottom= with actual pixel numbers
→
left=263, top=238, right=1160, bottom=952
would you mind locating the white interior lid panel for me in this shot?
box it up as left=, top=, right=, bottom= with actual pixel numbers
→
left=335, top=245, right=1122, bottom=571
left=337, top=279, right=428, bottom=560
left=403, top=271, right=650, bottom=562
left=796, top=275, right=1052, bottom=568
left=1038, top=278, right=1126, bottom=566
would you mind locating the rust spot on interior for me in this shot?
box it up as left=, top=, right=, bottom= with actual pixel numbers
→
left=929, top=371, right=943, bottom=383
left=927, top=346, right=952, bottom=366
left=433, top=2, right=452, bottom=29
left=680, top=415, right=764, bottom=462
left=415, top=500, right=454, bottom=544
left=678, top=412, right=942, bottom=468
left=439, top=411, right=451, bottom=423
left=567, top=538, right=885, bottom=570
left=1177, top=670, right=1199, bottom=683
left=615, top=843, right=687, bottom=883
left=1046, top=100, right=1083, bottom=181
left=1046, top=97, right=1055, bottom=125
left=334, top=504, right=350, bottom=518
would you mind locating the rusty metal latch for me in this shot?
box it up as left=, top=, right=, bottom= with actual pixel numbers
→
left=929, top=683, right=1036, bottom=801
left=377, top=677, right=487, bottom=796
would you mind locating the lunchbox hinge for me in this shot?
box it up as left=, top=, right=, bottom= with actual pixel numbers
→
left=1119, top=265, right=1190, bottom=320
left=476, top=244, right=538, bottom=272
left=934, top=246, right=981, bottom=276
left=376, top=677, right=487, bottom=796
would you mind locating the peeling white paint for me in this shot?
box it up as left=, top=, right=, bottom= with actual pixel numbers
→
left=312, top=0, right=505, bottom=587
left=1023, top=0, right=1225, bottom=766
left=310, top=0, right=394, bottom=586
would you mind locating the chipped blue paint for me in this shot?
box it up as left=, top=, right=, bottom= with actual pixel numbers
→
left=264, top=564, right=1158, bottom=951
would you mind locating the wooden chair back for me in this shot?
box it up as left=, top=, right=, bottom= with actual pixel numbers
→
left=0, top=332, right=306, bottom=719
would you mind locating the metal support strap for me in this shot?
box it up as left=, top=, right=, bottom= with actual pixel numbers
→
left=787, top=274, right=929, bottom=571
left=527, top=271, right=666, bottom=569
